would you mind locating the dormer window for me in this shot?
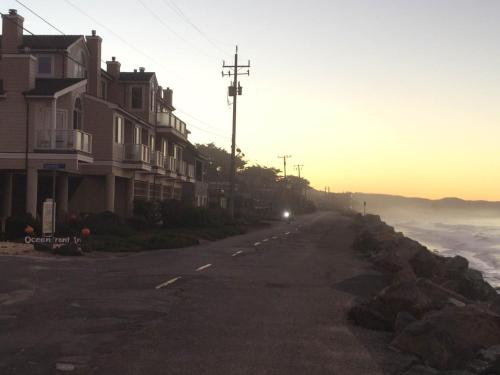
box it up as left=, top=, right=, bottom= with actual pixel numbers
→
left=150, top=87, right=155, bottom=111
left=131, top=86, right=143, bottom=110
left=37, top=55, right=53, bottom=77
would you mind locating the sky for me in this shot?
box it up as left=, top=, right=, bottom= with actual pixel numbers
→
left=4, top=0, right=500, bottom=201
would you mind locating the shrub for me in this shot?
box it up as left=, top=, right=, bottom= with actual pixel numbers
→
left=81, top=211, right=131, bottom=236
left=133, top=199, right=161, bottom=226
left=5, top=214, right=41, bottom=240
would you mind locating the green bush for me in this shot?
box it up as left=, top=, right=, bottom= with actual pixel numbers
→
left=133, top=199, right=161, bottom=226
left=5, top=214, right=41, bottom=240
left=160, top=199, right=234, bottom=228
left=81, top=211, right=131, bottom=236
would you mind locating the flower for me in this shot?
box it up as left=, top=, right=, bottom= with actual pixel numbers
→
left=81, top=228, right=91, bottom=237
left=24, top=225, right=34, bottom=235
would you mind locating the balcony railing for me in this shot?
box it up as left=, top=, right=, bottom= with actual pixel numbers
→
left=157, top=112, right=188, bottom=137
left=164, top=156, right=176, bottom=172
left=177, top=160, right=187, bottom=176
left=150, top=150, right=164, bottom=168
left=187, top=164, right=195, bottom=179
left=35, top=129, right=92, bottom=153
left=124, top=144, right=150, bottom=163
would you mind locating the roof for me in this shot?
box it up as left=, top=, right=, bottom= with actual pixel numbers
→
left=0, top=35, right=83, bottom=50
left=24, top=78, right=86, bottom=96
left=119, top=72, right=155, bottom=82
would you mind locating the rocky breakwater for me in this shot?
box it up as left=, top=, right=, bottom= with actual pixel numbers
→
left=349, top=214, right=500, bottom=374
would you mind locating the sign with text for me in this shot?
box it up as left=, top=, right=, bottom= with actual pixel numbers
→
left=43, top=163, right=66, bottom=170
left=42, top=199, right=56, bottom=235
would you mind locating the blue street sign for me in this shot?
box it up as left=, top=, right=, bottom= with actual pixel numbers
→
left=43, top=163, right=66, bottom=170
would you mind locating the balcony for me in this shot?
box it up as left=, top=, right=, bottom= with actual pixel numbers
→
left=124, top=144, right=150, bottom=163
left=157, top=112, right=188, bottom=139
left=150, top=151, right=164, bottom=169
left=164, top=156, right=176, bottom=172
left=177, top=160, right=187, bottom=176
left=187, top=164, right=195, bottom=180
left=35, top=129, right=92, bottom=154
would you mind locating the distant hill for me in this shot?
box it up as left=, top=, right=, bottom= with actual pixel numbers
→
left=352, top=193, right=500, bottom=219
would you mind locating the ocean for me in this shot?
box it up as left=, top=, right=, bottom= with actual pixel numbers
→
left=382, top=215, right=500, bottom=289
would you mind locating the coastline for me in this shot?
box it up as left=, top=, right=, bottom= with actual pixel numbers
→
left=348, top=213, right=500, bottom=374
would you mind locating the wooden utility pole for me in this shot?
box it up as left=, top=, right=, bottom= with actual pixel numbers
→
left=278, top=155, right=292, bottom=180
left=222, top=46, right=250, bottom=219
left=294, top=164, right=304, bottom=179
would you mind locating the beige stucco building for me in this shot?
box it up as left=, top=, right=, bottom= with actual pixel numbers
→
left=0, top=9, right=208, bottom=220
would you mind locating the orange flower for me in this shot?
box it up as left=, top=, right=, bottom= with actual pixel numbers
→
left=81, top=228, right=91, bottom=237
left=24, top=225, right=34, bottom=235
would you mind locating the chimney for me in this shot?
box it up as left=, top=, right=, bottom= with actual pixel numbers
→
left=139, top=67, right=145, bottom=73
left=86, top=30, right=102, bottom=96
left=163, top=87, right=173, bottom=108
left=1, top=9, right=24, bottom=54
left=106, top=56, right=121, bottom=79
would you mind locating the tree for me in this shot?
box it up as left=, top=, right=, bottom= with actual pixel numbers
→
left=196, top=143, right=246, bottom=182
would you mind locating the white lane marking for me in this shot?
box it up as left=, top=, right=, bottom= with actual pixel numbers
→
left=232, top=250, right=243, bottom=257
left=262, top=238, right=269, bottom=242
left=254, top=242, right=261, bottom=246
left=196, top=263, right=212, bottom=272
left=272, top=236, right=279, bottom=240
left=285, top=232, right=291, bottom=235
left=155, top=276, right=181, bottom=290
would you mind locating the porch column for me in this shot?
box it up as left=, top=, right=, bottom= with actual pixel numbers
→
left=2, top=173, right=13, bottom=217
left=126, top=177, right=134, bottom=217
left=57, top=174, right=69, bottom=215
left=26, top=168, right=38, bottom=217
left=105, top=174, right=115, bottom=212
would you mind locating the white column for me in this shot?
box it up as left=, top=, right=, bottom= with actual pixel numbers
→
left=105, top=174, right=115, bottom=212
left=26, top=168, right=38, bottom=217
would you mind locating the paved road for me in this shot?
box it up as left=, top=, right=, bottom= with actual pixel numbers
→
left=0, top=211, right=402, bottom=375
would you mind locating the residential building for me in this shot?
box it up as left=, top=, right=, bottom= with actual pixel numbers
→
left=0, top=9, right=207, bottom=220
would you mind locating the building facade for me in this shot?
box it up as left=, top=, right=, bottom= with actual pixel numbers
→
left=0, top=9, right=207, bottom=220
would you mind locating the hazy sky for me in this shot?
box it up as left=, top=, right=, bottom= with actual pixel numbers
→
left=5, top=0, right=500, bottom=200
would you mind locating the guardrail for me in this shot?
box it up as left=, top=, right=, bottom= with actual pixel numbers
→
left=124, top=144, right=150, bottom=163
left=150, top=150, right=164, bottom=168
left=35, top=129, right=92, bottom=153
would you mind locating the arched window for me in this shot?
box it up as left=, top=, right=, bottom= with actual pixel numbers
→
left=73, top=97, right=82, bottom=130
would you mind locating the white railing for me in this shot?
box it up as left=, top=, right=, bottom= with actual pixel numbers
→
left=164, top=156, right=176, bottom=171
left=178, top=160, right=187, bottom=176
left=157, top=112, right=188, bottom=137
left=124, top=144, right=150, bottom=163
left=187, top=164, right=195, bottom=179
left=35, top=129, right=92, bottom=153
left=150, top=150, right=164, bottom=168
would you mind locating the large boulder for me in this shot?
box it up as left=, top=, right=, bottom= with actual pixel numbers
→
left=442, top=268, right=498, bottom=302
left=392, top=305, right=500, bottom=370
left=409, top=248, right=446, bottom=278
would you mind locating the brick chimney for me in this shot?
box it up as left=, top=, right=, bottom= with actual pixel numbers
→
left=86, top=30, right=102, bottom=96
left=163, top=87, right=173, bottom=108
left=106, top=56, right=121, bottom=79
left=1, top=9, right=24, bottom=54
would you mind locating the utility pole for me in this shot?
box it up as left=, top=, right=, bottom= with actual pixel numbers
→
left=278, top=155, right=292, bottom=180
left=222, top=46, right=250, bottom=219
left=294, top=164, right=304, bottom=179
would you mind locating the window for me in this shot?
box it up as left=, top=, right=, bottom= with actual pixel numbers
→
left=37, top=55, right=53, bottom=76
left=134, top=126, right=142, bottom=144
left=173, top=145, right=182, bottom=160
left=74, top=51, right=86, bottom=78
left=73, top=98, right=82, bottom=130
left=162, top=140, right=168, bottom=157
left=149, top=135, right=155, bottom=151
left=131, top=87, right=143, bottom=109
left=114, top=116, right=124, bottom=144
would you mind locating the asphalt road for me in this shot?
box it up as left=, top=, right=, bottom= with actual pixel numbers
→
left=0, top=211, right=407, bottom=375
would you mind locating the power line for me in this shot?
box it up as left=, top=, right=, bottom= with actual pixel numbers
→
left=137, top=0, right=216, bottom=59
left=63, top=0, right=186, bottom=81
left=278, top=155, right=292, bottom=179
left=15, top=0, right=65, bottom=35
left=160, top=0, right=231, bottom=55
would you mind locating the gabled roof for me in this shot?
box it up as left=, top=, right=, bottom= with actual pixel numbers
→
left=119, top=72, right=155, bottom=82
left=24, top=78, right=86, bottom=96
left=0, top=35, right=83, bottom=50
